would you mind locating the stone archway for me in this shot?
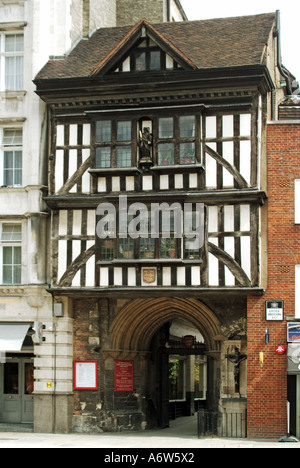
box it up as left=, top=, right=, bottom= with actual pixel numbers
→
left=102, top=297, right=224, bottom=431
left=110, top=297, right=223, bottom=353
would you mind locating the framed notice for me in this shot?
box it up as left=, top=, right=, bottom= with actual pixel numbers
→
left=114, top=360, right=134, bottom=393
left=74, top=361, right=98, bottom=390
left=266, top=300, right=284, bottom=321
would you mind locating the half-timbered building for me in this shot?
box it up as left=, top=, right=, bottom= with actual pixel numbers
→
left=34, top=12, right=293, bottom=434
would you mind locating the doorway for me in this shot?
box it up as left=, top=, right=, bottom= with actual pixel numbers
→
left=148, top=319, right=207, bottom=429
left=0, top=357, right=34, bottom=424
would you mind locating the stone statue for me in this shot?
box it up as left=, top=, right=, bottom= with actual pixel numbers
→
left=225, top=347, right=247, bottom=393
left=138, top=127, right=153, bottom=170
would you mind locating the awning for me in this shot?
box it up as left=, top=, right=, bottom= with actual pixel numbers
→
left=0, top=324, right=30, bottom=352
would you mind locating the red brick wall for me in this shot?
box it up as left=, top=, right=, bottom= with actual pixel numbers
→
left=247, top=123, right=300, bottom=438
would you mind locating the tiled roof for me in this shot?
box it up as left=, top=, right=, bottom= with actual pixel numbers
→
left=35, top=12, right=276, bottom=81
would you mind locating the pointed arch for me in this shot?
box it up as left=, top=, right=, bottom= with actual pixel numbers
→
left=110, top=297, right=223, bottom=352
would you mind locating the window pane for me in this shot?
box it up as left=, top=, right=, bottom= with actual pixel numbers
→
left=96, top=121, right=111, bottom=143
left=160, top=238, right=177, bottom=258
left=140, top=238, right=155, bottom=259
left=180, top=116, right=195, bottom=138
left=14, top=246, right=21, bottom=264
left=4, top=151, right=13, bottom=169
left=3, top=169, right=13, bottom=186
left=2, top=246, right=21, bottom=284
left=96, top=147, right=111, bottom=168
left=14, top=169, right=22, bottom=186
left=3, top=246, right=12, bottom=264
left=117, top=121, right=131, bottom=141
left=100, top=239, right=114, bottom=261
left=1, top=224, right=22, bottom=242
left=159, top=118, right=174, bottom=139
left=135, top=51, right=146, bottom=71
left=184, top=238, right=200, bottom=259
left=180, top=142, right=195, bottom=164
left=14, top=264, right=21, bottom=284
left=4, top=363, right=19, bottom=394
left=158, top=143, right=174, bottom=165
left=5, top=35, right=23, bottom=53
left=3, top=151, right=22, bottom=186
left=3, top=129, right=23, bottom=146
left=119, top=238, right=134, bottom=259
left=5, top=56, right=23, bottom=90
left=150, top=51, right=161, bottom=70
left=3, top=246, right=12, bottom=284
left=116, top=146, right=131, bottom=168
left=25, top=363, right=34, bottom=395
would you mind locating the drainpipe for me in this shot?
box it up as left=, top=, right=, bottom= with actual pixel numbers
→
left=273, top=10, right=292, bottom=96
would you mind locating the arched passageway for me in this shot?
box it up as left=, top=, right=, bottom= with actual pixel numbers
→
left=109, top=297, right=223, bottom=429
left=110, top=297, right=223, bottom=352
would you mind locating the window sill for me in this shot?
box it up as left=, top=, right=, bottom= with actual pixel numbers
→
left=151, top=164, right=204, bottom=174
left=0, top=90, right=26, bottom=101
left=89, top=167, right=142, bottom=176
left=97, top=259, right=202, bottom=266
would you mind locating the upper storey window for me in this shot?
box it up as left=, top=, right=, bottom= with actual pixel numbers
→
left=158, top=116, right=196, bottom=166
left=113, top=39, right=181, bottom=73
left=95, top=120, right=133, bottom=168
left=94, top=114, right=199, bottom=170
left=0, top=127, right=23, bottom=187
left=0, top=34, right=24, bottom=91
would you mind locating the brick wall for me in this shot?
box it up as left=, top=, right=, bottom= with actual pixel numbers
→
left=247, top=123, right=300, bottom=438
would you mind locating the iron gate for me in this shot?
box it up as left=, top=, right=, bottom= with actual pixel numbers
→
left=198, top=410, right=247, bottom=438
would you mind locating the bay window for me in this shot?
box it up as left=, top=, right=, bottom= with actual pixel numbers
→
left=94, top=113, right=200, bottom=171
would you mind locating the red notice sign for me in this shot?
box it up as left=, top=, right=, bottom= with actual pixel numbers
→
left=114, top=360, right=134, bottom=393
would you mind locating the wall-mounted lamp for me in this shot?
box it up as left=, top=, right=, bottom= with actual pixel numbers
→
left=53, top=302, right=64, bottom=317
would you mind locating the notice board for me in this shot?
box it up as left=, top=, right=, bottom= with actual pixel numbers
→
left=73, top=361, right=98, bottom=390
left=114, top=360, right=134, bottom=392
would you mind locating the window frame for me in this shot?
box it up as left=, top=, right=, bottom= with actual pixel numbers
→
left=157, top=115, right=198, bottom=166
left=93, top=113, right=201, bottom=172
left=95, top=119, right=134, bottom=169
left=0, top=223, right=22, bottom=285
left=0, top=126, right=23, bottom=187
left=0, top=32, right=24, bottom=91
left=97, top=205, right=202, bottom=262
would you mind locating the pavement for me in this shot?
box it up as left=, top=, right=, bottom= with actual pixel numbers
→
left=0, top=416, right=299, bottom=449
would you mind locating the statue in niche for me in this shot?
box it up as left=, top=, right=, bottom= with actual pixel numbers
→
left=225, top=347, right=247, bottom=394
left=138, top=127, right=153, bottom=171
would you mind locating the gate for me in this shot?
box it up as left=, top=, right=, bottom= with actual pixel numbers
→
left=198, top=410, right=247, bottom=438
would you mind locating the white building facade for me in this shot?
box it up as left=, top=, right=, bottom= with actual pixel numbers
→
left=0, top=0, right=186, bottom=432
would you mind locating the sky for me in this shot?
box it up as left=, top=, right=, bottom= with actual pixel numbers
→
left=180, top=0, right=300, bottom=83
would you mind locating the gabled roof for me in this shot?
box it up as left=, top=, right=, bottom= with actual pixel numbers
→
left=35, top=12, right=276, bottom=81
left=90, top=19, right=197, bottom=76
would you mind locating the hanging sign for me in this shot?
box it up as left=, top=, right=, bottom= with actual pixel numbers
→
left=266, top=301, right=284, bottom=321
left=114, top=360, right=134, bottom=393
left=275, top=344, right=287, bottom=355
left=183, top=335, right=195, bottom=348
